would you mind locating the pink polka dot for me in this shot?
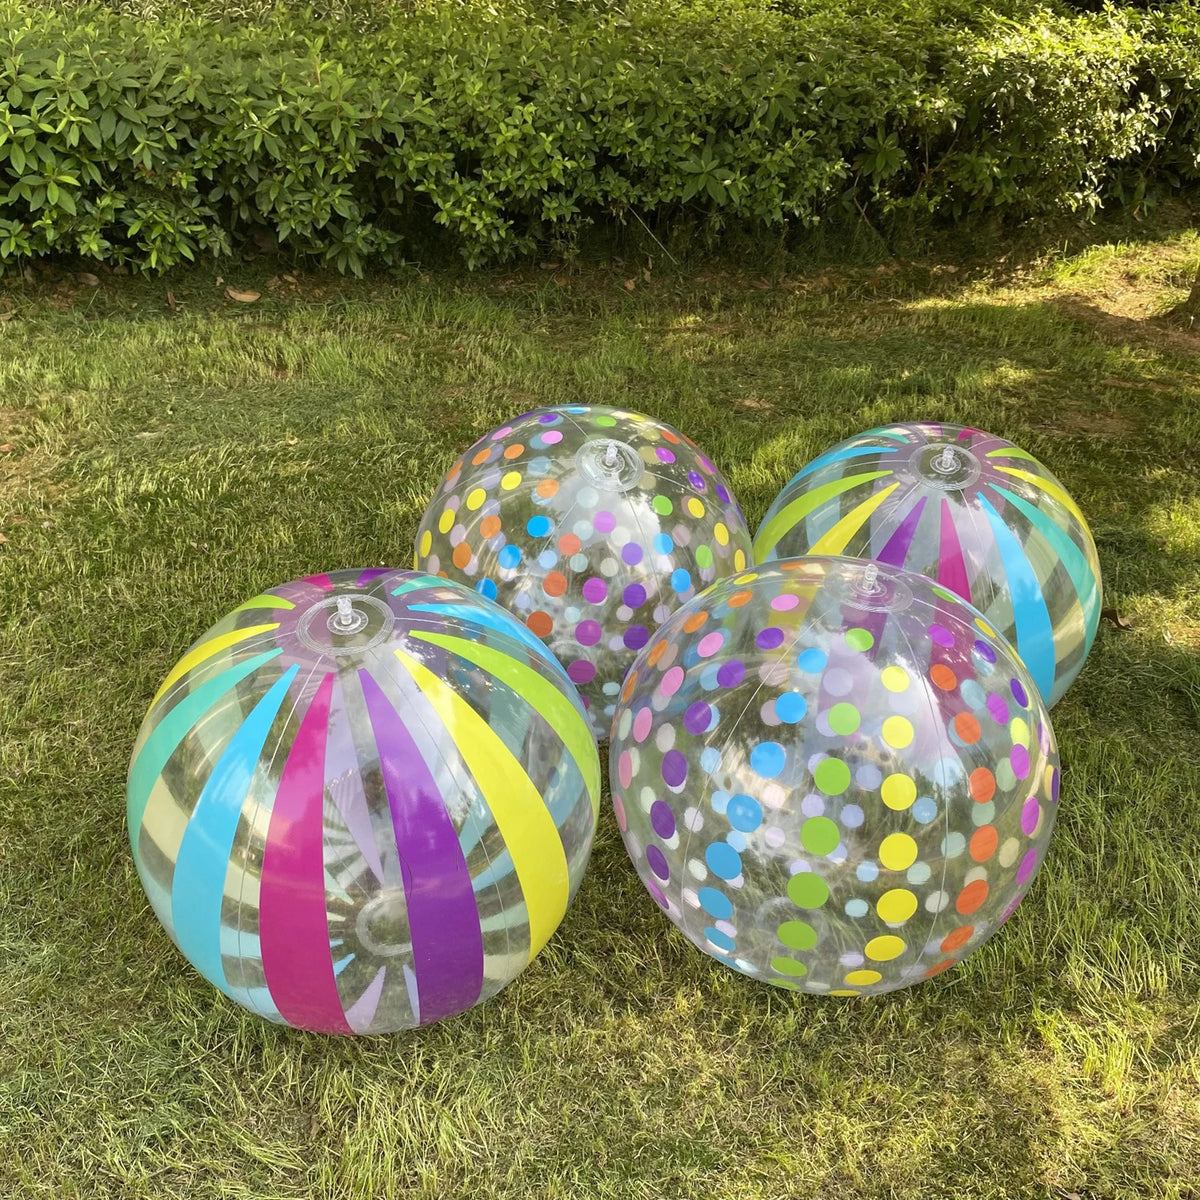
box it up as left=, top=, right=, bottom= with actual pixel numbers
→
left=541, top=430, right=563, bottom=445
left=618, top=751, right=633, bottom=788
left=697, top=631, right=725, bottom=657
left=613, top=795, right=627, bottom=831
left=490, top=426, right=513, bottom=440
left=770, top=593, right=800, bottom=611
left=660, top=666, right=685, bottom=697
left=632, top=706, right=653, bottom=743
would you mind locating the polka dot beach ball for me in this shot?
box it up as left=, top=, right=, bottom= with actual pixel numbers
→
left=414, top=405, right=754, bottom=740
left=753, top=423, right=1101, bottom=707
left=610, top=557, right=1060, bottom=997
left=127, top=569, right=600, bottom=1034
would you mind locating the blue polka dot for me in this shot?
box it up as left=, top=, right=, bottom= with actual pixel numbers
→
left=705, top=927, right=736, bottom=952
left=912, top=797, right=938, bottom=824
left=726, top=830, right=748, bottom=852
left=775, top=692, right=807, bottom=723
left=710, top=791, right=730, bottom=815
left=845, top=898, right=869, bottom=918
left=699, top=664, right=722, bottom=691
left=698, top=887, right=732, bottom=919
left=537, top=550, right=557, bottom=569
left=699, top=747, right=722, bottom=774
left=498, top=545, right=522, bottom=569
left=727, top=794, right=763, bottom=832
left=907, top=862, right=932, bottom=885
left=797, top=648, right=827, bottom=673
left=750, top=741, right=786, bottom=778
left=856, top=861, right=879, bottom=883
left=475, top=578, right=498, bottom=600
left=528, top=456, right=551, bottom=476
left=653, top=533, right=674, bottom=555
left=840, top=804, right=864, bottom=828
left=527, top=515, right=552, bottom=537
left=671, top=568, right=692, bottom=593
left=705, top=842, right=742, bottom=880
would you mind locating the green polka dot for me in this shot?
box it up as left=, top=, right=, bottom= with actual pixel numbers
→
left=652, top=494, right=673, bottom=516
left=800, top=816, right=840, bottom=856
left=845, top=627, right=874, bottom=651
left=787, top=871, right=830, bottom=909
left=828, top=702, right=860, bottom=735
left=813, top=757, right=851, bottom=795
left=696, top=545, right=714, bottom=569
left=593, top=415, right=617, bottom=427
left=777, top=920, right=818, bottom=951
left=771, top=956, right=809, bottom=977
left=931, top=584, right=957, bottom=602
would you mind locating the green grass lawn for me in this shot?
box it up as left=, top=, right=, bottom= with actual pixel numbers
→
left=1, top=226, right=1199, bottom=1199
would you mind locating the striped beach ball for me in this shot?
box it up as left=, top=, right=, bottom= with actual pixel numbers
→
left=753, top=423, right=1102, bottom=707
left=127, top=569, right=600, bottom=1034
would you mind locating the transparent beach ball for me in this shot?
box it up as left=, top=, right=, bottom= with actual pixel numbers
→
left=128, top=569, right=600, bottom=1033
left=611, top=557, right=1059, bottom=997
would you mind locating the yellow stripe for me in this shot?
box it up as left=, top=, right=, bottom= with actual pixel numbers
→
left=807, top=483, right=900, bottom=556
left=394, top=648, right=571, bottom=960
left=411, top=631, right=600, bottom=820
left=754, top=470, right=893, bottom=559
left=993, top=466, right=1090, bottom=531
left=150, top=623, right=280, bottom=710
left=234, top=593, right=295, bottom=612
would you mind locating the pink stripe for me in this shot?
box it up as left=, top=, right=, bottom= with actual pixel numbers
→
left=937, top=499, right=971, bottom=601
left=303, top=573, right=334, bottom=591
left=259, top=673, right=352, bottom=1034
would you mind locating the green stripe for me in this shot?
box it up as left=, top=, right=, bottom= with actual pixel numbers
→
left=985, top=448, right=1038, bottom=461
left=411, top=630, right=601, bottom=818
left=754, top=470, right=893, bottom=560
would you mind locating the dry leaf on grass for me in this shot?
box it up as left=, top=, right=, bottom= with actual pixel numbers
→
left=77, top=272, right=100, bottom=287
left=225, top=287, right=261, bottom=303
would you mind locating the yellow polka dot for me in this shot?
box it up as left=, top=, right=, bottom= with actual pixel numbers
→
left=881, top=716, right=914, bottom=749
left=829, top=988, right=861, bottom=997
left=418, top=529, right=432, bottom=557
left=843, top=969, right=882, bottom=986
left=1010, top=717, right=1030, bottom=747
left=734, top=549, right=747, bottom=571
left=501, top=471, right=521, bottom=491
left=411, top=552, right=419, bottom=569
left=974, top=617, right=997, bottom=637
left=734, top=572, right=757, bottom=584
left=714, top=523, right=729, bottom=546
left=466, top=487, right=486, bottom=510
left=880, top=665, right=909, bottom=692
left=687, top=497, right=706, bottom=518
left=438, top=508, right=455, bottom=534
left=879, top=833, right=918, bottom=871
left=876, top=888, right=918, bottom=924
left=881, top=773, right=916, bottom=811
left=865, top=935, right=906, bottom=962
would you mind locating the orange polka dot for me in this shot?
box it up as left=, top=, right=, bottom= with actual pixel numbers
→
left=924, top=959, right=956, bottom=978
left=648, top=640, right=669, bottom=666
left=956, top=879, right=989, bottom=915
left=930, top=664, right=957, bottom=691
left=537, top=479, right=559, bottom=499
left=780, top=560, right=807, bottom=571
left=941, top=924, right=975, bottom=954
left=503, top=443, right=524, bottom=459
left=452, top=543, right=472, bottom=569
left=447, top=460, right=463, bottom=477
left=662, top=429, right=681, bottom=444
left=682, top=611, right=709, bottom=633
left=436, top=570, right=449, bottom=579
left=471, top=447, right=492, bottom=465
left=969, top=767, right=996, bottom=803
left=543, top=571, right=567, bottom=597
left=558, top=533, right=582, bottom=555
left=953, top=713, right=981, bottom=744
left=526, top=611, right=553, bottom=638
left=479, top=515, right=501, bottom=539
left=970, top=825, right=998, bottom=862
left=622, top=671, right=638, bottom=701
left=728, top=590, right=754, bottom=608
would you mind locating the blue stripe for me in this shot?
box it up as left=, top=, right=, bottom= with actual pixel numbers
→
left=127, top=648, right=284, bottom=869
left=783, top=443, right=899, bottom=490
left=978, top=495, right=1056, bottom=703
left=406, top=602, right=554, bottom=663
left=170, top=664, right=299, bottom=997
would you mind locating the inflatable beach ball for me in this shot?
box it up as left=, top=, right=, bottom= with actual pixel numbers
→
left=754, top=423, right=1101, bottom=707
left=611, top=557, right=1059, bottom=996
left=127, top=569, right=600, bottom=1034
left=415, top=405, right=754, bottom=740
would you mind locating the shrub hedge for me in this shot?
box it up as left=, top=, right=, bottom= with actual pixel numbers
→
left=0, top=0, right=1198, bottom=273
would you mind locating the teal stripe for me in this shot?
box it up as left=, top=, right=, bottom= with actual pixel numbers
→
left=988, top=484, right=1101, bottom=659
left=170, top=664, right=299, bottom=996
left=391, top=575, right=445, bottom=596
left=127, top=648, right=284, bottom=868
left=782, top=443, right=898, bottom=489
left=406, top=603, right=553, bottom=662
left=978, top=495, right=1056, bottom=703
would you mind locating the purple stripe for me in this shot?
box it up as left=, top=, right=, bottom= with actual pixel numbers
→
left=876, top=496, right=927, bottom=566
left=259, top=673, right=353, bottom=1034
left=356, top=567, right=390, bottom=586
left=360, top=669, right=484, bottom=1024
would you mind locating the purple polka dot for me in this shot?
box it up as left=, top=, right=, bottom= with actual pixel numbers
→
left=624, top=625, right=649, bottom=650
left=1010, top=678, right=1029, bottom=707
left=929, top=623, right=955, bottom=648
left=575, top=620, right=602, bottom=646
left=646, top=846, right=670, bottom=882
left=622, top=542, right=644, bottom=566
left=688, top=471, right=706, bottom=490
left=756, top=627, right=785, bottom=650
left=1000, top=895, right=1024, bottom=924
left=974, top=639, right=997, bottom=663
left=684, top=701, right=712, bottom=735
left=655, top=446, right=676, bottom=463
left=715, top=484, right=730, bottom=503
left=650, top=800, right=677, bottom=838
left=698, top=455, right=715, bottom=474
left=986, top=694, right=1010, bottom=724
left=538, top=413, right=559, bottom=424
left=1051, top=768, right=1060, bottom=802
left=582, top=577, right=608, bottom=604
left=623, top=583, right=647, bottom=608
left=542, top=430, right=563, bottom=445
left=594, top=511, right=616, bottom=533
left=1021, top=797, right=1040, bottom=836
left=1038, top=721, right=1052, bottom=754
left=661, top=751, right=688, bottom=788
left=567, top=659, right=596, bottom=685
left=716, top=660, right=746, bottom=688
left=1011, top=744, right=1030, bottom=780
left=1016, top=847, right=1039, bottom=885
